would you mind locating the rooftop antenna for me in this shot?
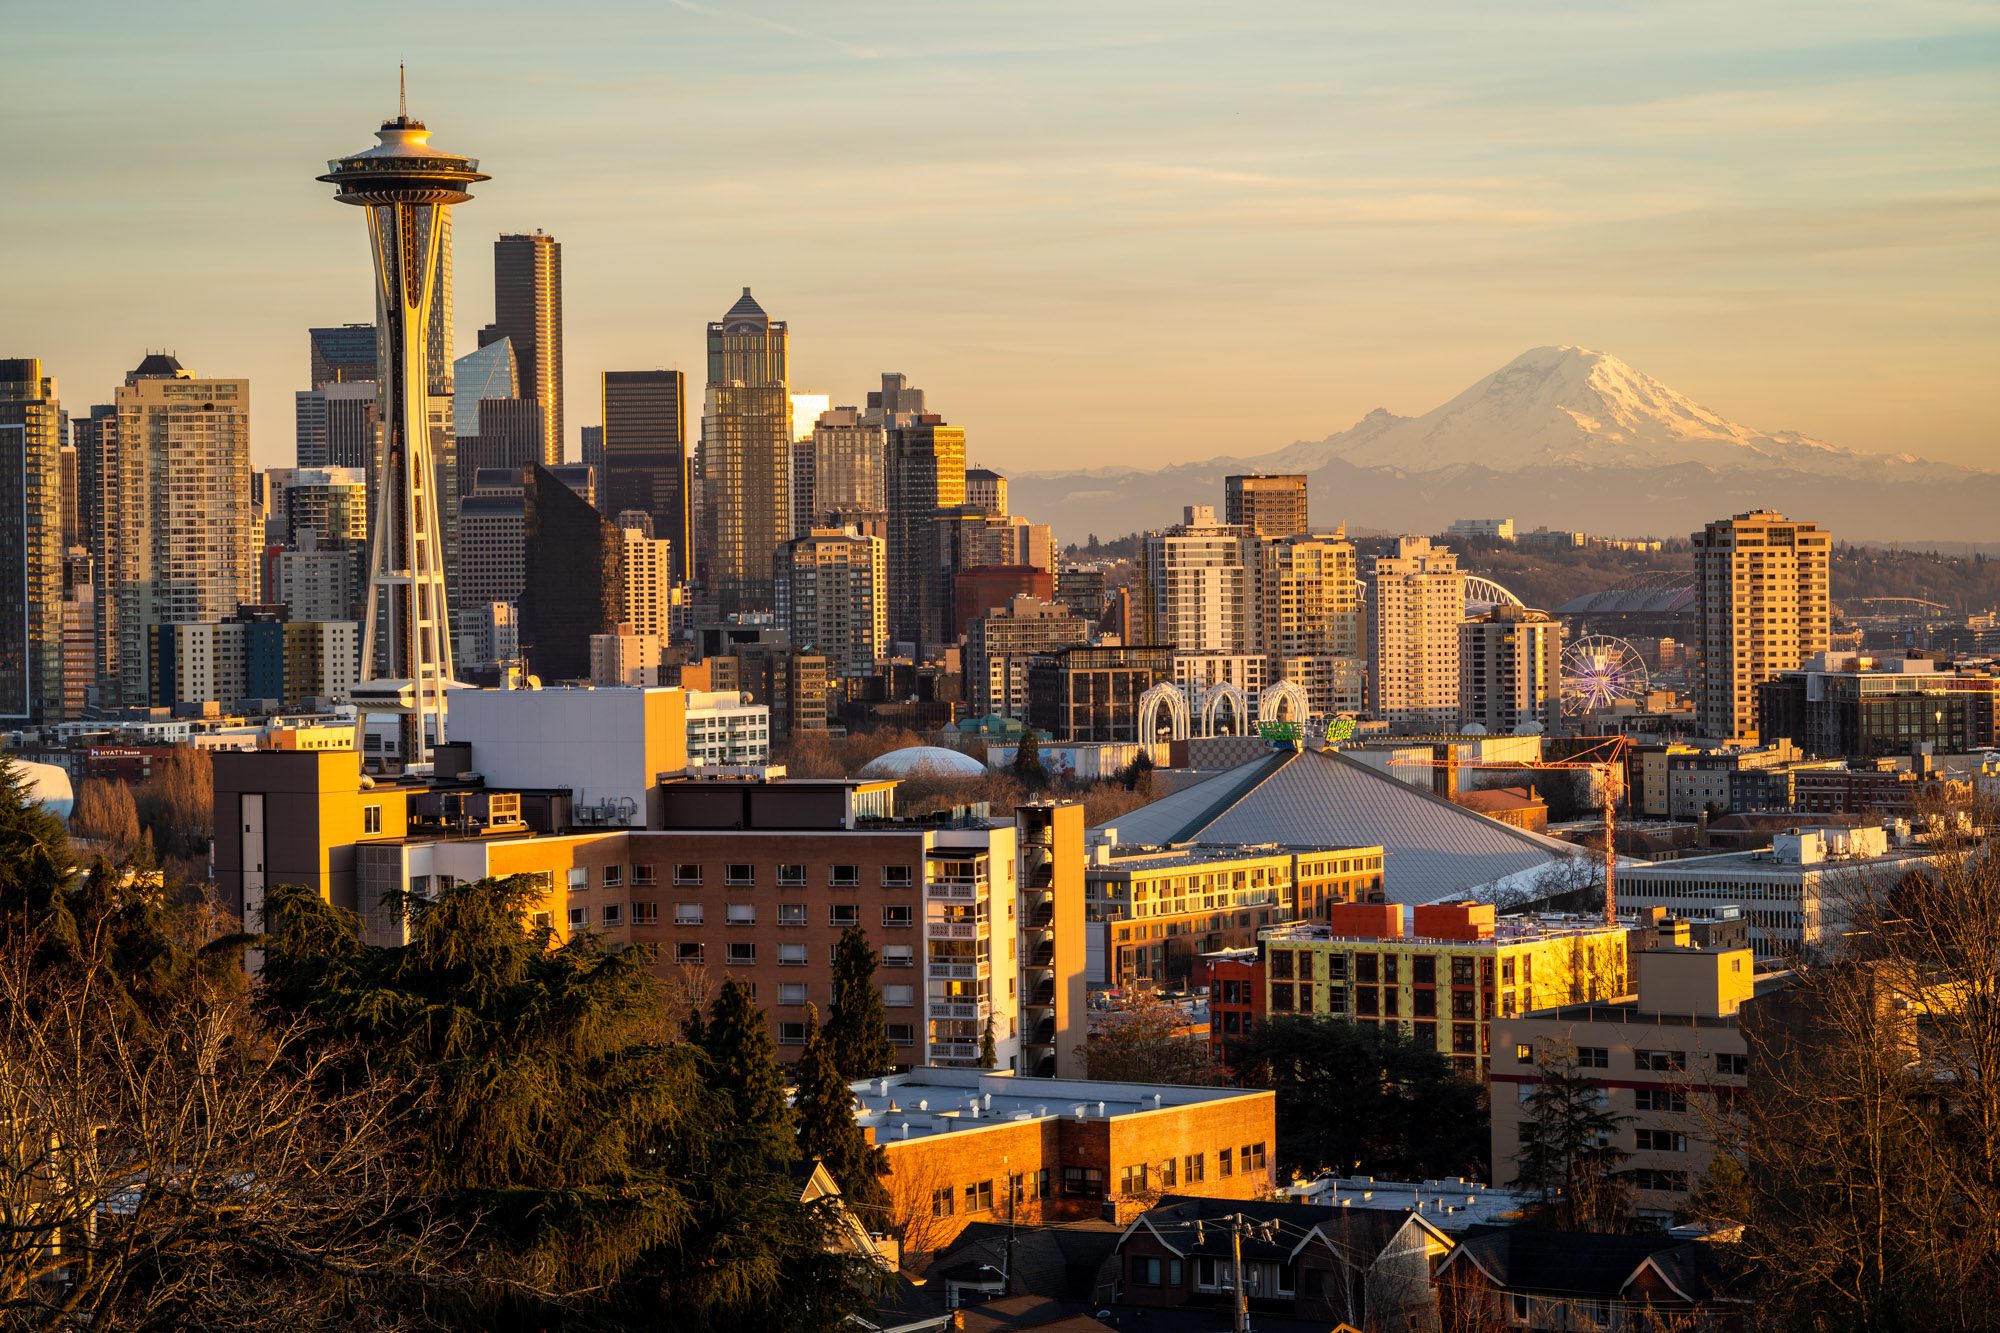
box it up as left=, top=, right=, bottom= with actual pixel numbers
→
left=398, top=62, right=407, bottom=120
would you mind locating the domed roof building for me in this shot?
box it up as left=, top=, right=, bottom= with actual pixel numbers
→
left=858, top=745, right=987, bottom=779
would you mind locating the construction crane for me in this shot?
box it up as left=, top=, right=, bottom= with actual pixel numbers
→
left=1389, top=735, right=1633, bottom=927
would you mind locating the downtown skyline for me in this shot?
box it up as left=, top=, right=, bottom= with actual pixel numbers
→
left=3, top=0, right=1996, bottom=475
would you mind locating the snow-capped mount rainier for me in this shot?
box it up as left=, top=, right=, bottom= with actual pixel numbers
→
left=1009, top=346, right=1992, bottom=544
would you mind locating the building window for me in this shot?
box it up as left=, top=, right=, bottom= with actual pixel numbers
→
left=883, top=984, right=914, bottom=1008
left=725, top=863, right=754, bottom=886
left=1120, top=1164, right=1148, bottom=1196
left=1635, top=1088, right=1688, bottom=1113
left=965, top=1179, right=994, bottom=1213
left=600, top=904, right=622, bottom=926
left=882, top=865, right=913, bottom=887
left=674, top=864, right=702, bottom=885
left=1636, top=1049, right=1686, bottom=1072
left=1577, top=1046, right=1610, bottom=1068
left=1130, top=1256, right=1170, bottom=1287
left=830, top=905, right=860, bottom=927
left=1270, top=950, right=1293, bottom=980
left=631, top=902, right=657, bottom=925
left=777, top=903, right=806, bottom=926
left=778, top=864, right=807, bottom=886
left=883, top=905, right=913, bottom=927
left=1270, top=983, right=1293, bottom=1012
left=568, top=868, right=588, bottom=894
left=675, top=942, right=703, bottom=966
left=1515, top=1043, right=1534, bottom=1064
left=1218, top=1147, right=1233, bottom=1178
left=363, top=804, right=382, bottom=834
left=1356, top=954, right=1377, bottom=984
left=779, top=983, right=808, bottom=1006
left=1242, top=1142, right=1266, bottom=1171
left=1061, top=1167, right=1104, bottom=1198
left=830, top=864, right=859, bottom=887
left=1631, top=1168, right=1690, bottom=1192
left=887, top=1023, right=915, bottom=1046
left=779, top=1022, right=807, bottom=1046
left=883, top=945, right=914, bottom=968
left=532, top=911, right=553, bottom=932
left=726, top=903, right=756, bottom=926
left=1635, top=1129, right=1687, bottom=1153
left=1161, top=1157, right=1177, bottom=1188
left=602, top=865, right=623, bottom=888
left=931, top=1188, right=955, bottom=1219
left=1451, top=957, right=1475, bottom=985
left=568, top=907, right=587, bottom=930
left=1411, top=990, right=1435, bottom=1018
left=727, top=942, right=755, bottom=966
left=779, top=943, right=808, bottom=966
left=1450, top=991, right=1476, bottom=1020
left=1185, top=1153, right=1204, bottom=1183
left=1716, top=1052, right=1748, bottom=1076
left=1356, top=988, right=1378, bottom=1017
left=632, top=863, right=656, bottom=887
left=1412, top=955, right=1434, bottom=984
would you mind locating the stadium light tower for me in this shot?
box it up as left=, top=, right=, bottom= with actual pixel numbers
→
left=318, top=71, right=486, bottom=770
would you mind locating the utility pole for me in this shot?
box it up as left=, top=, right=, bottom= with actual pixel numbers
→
left=1003, top=1155, right=1016, bottom=1298
left=1231, top=1212, right=1249, bottom=1333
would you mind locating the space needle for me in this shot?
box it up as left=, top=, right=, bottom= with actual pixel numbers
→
left=318, top=72, right=485, bottom=771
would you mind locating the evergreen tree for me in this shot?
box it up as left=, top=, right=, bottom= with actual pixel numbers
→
left=701, top=977, right=797, bottom=1165
left=1012, top=731, right=1047, bottom=787
left=1516, top=1048, right=1631, bottom=1231
left=794, top=1004, right=890, bottom=1216
left=826, top=925, right=895, bottom=1079
left=259, top=877, right=880, bottom=1328
left=979, top=1015, right=998, bottom=1070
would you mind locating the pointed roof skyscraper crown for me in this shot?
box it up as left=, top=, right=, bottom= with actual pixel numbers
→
left=724, top=286, right=769, bottom=322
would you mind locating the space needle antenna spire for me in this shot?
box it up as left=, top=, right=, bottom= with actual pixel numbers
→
left=399, top=62, right=407, bottom=120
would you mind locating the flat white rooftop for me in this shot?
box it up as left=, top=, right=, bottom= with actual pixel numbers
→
left=850, top=1068, right=1263, bottom=1144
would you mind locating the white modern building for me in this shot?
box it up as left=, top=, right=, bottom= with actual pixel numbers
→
left=685, top=688, right=772, bottom=766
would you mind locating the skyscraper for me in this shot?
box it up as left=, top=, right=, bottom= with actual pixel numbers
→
left=70, top=403, right=119, bottom=701
left=307, top=323, right=378, bottom=388
left=1692, top=510, right=1831, bottom=742
left=1368, top=536, right=1466, bottom=731
left=884, top=407, right=965, bottom=651
left=451, top=337, right=516, bottom=439
left=1224, top=473, right=1308, bottom=538
left=1139, top=508, right=1255, bottom=657
left=1459, top=606, right=1563, bottom=735
left=0, top=358, right=63, bottom=721
left=111, top=356, right=258, bottom=709
left=519, top=464, right=620, bottom=683
left=320, top=84, right=486, bottom=768
left=492, top=231, right=562, bottom=462
left=294, top=379, right=379, bottom=470
left=801, top=405, right=886, bottom=525
left=699, top=289, right=790, bottom=615
left=602, top=369, right=690, bottom=582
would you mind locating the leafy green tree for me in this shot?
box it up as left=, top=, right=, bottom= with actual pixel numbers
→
left=701, top=976, right=797, bottom=1165
left=259, top=877, right=880, bottom=1329
left=1516, top=1048, right=1631, bottom=1231
left=1012, top=731, right=1047, bottom=787
left=827, top=925, right=895, bottom=1079
left=1233, top=1014, right=1487, bottom=1179
left=794, top=1004, right=890, bottom=1216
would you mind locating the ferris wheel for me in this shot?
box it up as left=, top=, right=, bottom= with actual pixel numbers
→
left=1560, top=635, right=1650, bottom=717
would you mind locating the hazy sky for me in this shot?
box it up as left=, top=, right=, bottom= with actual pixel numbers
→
left=4, top=1, right=1995, bottom=473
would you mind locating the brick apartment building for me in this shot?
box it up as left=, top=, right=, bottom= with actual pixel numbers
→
left=213, top=687, right=1090, bottom=1075
left=854, top=1068, right=1275, bottom=1255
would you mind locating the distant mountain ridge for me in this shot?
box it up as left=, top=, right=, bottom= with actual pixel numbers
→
left=1009, top=346, right=1993, bottom=543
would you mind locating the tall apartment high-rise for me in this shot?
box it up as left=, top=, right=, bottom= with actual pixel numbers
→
left=967, top=594, right=1089, bottom=719
left=601, top=370, right=690, bottom=583
left=1257, top=530, right=1363, bottom=717
left=1459, top=606, right=1564, bottom=735
left=1368, top=536, right=1466, bottom=731
left=618, top=524, right=677, bottom=642
left=110, top=356, right=258, bottom=709
left=320, top=87, right=485, bottom=768
left=800, top=405, right=886, bottom=526
left=1225, top=473, right=1308, bottom=538
left=59, top=549, right=93, bottom=720
left=70, top=403, right=119, bottom=700
left=777, top=527, right=887, bottom=678
left=699, top=289, right=790, bottom=615
left=492, top=232, right=562, bottom=463
left=965, top=466, right=1008, bottom=517
left=307, top=324, right=378, bottom=388
left=0, top=358, right=64, bottom=720
left=1139, top=508, right=1256, bottom=656
left=885, top=408, right=966, bottom=652
left=1692, top=510, right=1831, bottom=742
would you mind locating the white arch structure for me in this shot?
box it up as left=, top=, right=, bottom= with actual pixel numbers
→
left=1196, top=684, right=1251, bottom=737
left=1258, top=680, right=1310, bottom=724
left=1137, top=681, right=1191, bottom=741
left=1464, top=575, right=1525, bottom=612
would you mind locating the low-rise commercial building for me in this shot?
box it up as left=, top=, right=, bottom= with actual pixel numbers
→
left=854, top=1068, right=1275, bottom=1254
left=1027, top=644, right=1174, bottom=743
left=1261, top=903, right=1631, bottom=1076
left=1666, top=741, right=1804, bottom=817
left=1615, top=824, right=1935, bottom=956
left=1489, top=940, right=1782, bottom=1221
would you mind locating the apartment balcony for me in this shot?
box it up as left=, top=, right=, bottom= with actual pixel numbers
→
left=928, top=960, right=992, bottom=981
left=928, top=999, right=988, bottom=1021
left=926, top=877, right=988, bottom=902
left=926, top=918, right=991, bottom=942
left=929, top=1039, right=982, bottom=1063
